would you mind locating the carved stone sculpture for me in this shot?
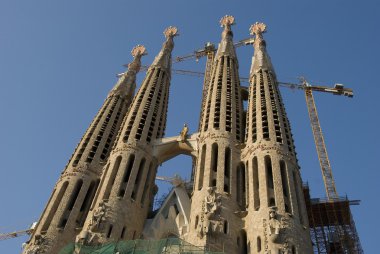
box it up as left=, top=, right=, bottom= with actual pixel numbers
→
left=179, top=124, right=189, bottom=142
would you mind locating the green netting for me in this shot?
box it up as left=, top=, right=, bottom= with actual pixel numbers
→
left=59, top=238, right=224, bottom=254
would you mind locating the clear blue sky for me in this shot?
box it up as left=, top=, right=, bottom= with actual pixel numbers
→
left=0, top=1, right=378, bottom=253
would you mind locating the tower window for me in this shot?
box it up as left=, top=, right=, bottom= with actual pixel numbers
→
left=198, top=145, right=206, bottom=190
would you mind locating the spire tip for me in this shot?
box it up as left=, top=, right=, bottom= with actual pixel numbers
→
left=220, top=15, right=235, bottom=28
left=250, top=22, right=267, bottom=36
left=131, top=45, right=147, bottom=58
left=164, top=26, right=179, bottom=38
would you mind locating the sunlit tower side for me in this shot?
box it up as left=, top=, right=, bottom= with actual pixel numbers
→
left=21, top=46, right=145, bottom=254
left=74, top=27, right=178, bottom=248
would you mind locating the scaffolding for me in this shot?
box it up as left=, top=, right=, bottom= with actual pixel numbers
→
left=303, top=185, right=363, bottom=254
left=59, top=238, right=225, bottom=254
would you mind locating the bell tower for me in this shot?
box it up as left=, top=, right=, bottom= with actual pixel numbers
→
left=186, top=15, right=245, bottom=253
left=22, top=45, right=145, bottom=254
left=76, top=27, right=178, bottom=246
left=242, top=22, right=313, bottom=253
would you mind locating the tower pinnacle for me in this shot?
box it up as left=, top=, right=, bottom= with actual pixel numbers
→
left=151, top=26, right=178, bottom=71
left=108, top=45, right=147, bottom=98
left=249, top=22, right=275, bottom=77
left=215, top=15, right=237, bottom=59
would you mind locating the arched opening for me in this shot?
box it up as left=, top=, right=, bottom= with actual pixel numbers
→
left=151, top=154, right=193, bottom=216
left=198, top=144, right=206, bottom=190
left=252, top=157, right=260, bottom=211
left=236, top=162, right=246, bottom=209
left=265, top=155, right=276, bottom=207
left=210, top=143, right=218, bottom=187
left=239, top=230, right=248, bottom=254
left=224, top=147, right=231, bottom=193
left=257, top=236, right=262, bottom=252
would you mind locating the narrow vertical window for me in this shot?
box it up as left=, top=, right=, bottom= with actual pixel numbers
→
left=198, top=145, right=206, bottom=190
left=58, top=179, right=83, bottom=229
left=224, top=147, right=231, bottom=193
left=224, top=221, right=228, bottom=234
left=120, top=226, right=126, bottom=239
left=131, top=158, right=146, bottom=200
left=77, top=180, right=99, bottom=226
left=41, top=181, right=68, bottom=232
left=107, top=224, right=113, bottom=238
left=195, top=215, right=199, bottom=229
left=257, top=236, right=262, bottom=252
left=118, top=154, right=135, bottom=197
left=293, top=171, right=304, bottom=225
left=265, top=155, right=276, bottom=207
left=210, top=143, right=218, bottom=187
left=103, top=156, right=122, bottom=200
left=252, top=157, right=260, bottom=211
left=141, top=163, right=153, bottom=206
left=280, top=160, right=292, bottom=214
left=236, top=163, right=246, bottom=209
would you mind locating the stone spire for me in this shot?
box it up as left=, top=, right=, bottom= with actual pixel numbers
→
left=22, top=46, right=145, bottom=254
left=108, top=45, right=147, bottom=98
left=243, top=23, right=313, bottom=253
left=75, top=27, right=178, bottom=248
left=249, top=22, right=275, bottom=79
left=185, top=16, right=244, bottom=253
left=150, top=26, right=178, bottom=72
left=215, top=15, right=237, bottom=59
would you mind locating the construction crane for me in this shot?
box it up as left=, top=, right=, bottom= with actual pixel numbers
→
left=174, top=38, right=254, bottom=63
left=0, top=223, right=36, bottom=241
left=286, top=77, right=353, bottom=200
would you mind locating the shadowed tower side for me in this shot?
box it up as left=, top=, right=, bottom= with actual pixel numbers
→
left=185, top=15, right=245, bottom=253
left=75, top=27, right=178, bottom=247
left=22, top=46, right=146, bottom=254
left=242, top=22, right=313, bottom=253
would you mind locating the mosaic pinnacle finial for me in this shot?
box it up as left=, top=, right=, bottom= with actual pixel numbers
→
left=250, top=22, right=267, bottom=47
left=131, top=45, right=147, bottom=58
left=220, top=15, right=235, bottom=28
left=164, top=26, right=179, bottom=38
left=250, top=22, right=266, bottom=36
left=127, top=45, right=146, bottom=72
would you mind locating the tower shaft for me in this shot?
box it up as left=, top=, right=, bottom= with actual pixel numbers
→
left=22, top=47, right=145, bottom=254
left=242, top=22, right=312, bottom=253
left=186, top=16, right=245, bottom=253
left=76, top=28, right=177, bottom=247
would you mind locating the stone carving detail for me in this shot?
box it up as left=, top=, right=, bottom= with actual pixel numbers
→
left=242, top=142, right=293, bottom=160
left=131, top=45, right=147, bottom=58
left=199, top=132, right=230, bottom=143
left=89, top=200, right=110, bottom=231
left=263, top=208, right=292, bottom=253
left=164, top=26, right=178, bottom=38
left=25, top=234, right=50, bottom=254
left=250, top=22, right=266, bottom=36
left=197, top=187, right=224, bottom=238
left=220, top=15, right=235, bottom=27
left=179, top=123, right=189, bottom=142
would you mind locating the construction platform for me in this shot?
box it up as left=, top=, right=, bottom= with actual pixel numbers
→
left=303, top=185, right=363, bottom=254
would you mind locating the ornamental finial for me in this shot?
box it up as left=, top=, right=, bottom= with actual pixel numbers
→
left=250, top=22, right=267, bottom=47
left=250, top=22, right=267, bottom=36
left=220, top=15, right=235, bottom=28
left=131, top=45, right=147, bottom=58
left=164, top=26, right=179, bottom=38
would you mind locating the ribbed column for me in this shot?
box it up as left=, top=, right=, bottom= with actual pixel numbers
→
left=22, top=46, right=145, bottom=254
left=243, top=23, right=313, bottom=253
left=186, top=16, right=244, bottom=253
left=76, top=27, right=178, bottom=247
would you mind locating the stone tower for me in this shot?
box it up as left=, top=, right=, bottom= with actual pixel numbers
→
left=242, top=22, right=313, bottom=253
left=75, top=27, right=178, bottom=246
left=22, top=45, right=145, bottom=254
left=185, top=15, right=245, bottom=253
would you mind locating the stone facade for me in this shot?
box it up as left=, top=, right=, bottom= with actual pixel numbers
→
left=22, top=46, right=145, bottom=254
left=24, top=17, right=314, bottom=254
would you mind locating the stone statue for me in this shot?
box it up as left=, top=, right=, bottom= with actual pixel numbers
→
left=205, top=187, right=221, bottom=216
left=268, top=208, right=283, bottom=243
left=89, top=201, right=109, bottom=231
left=179, top=124, right=189, bottom=142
